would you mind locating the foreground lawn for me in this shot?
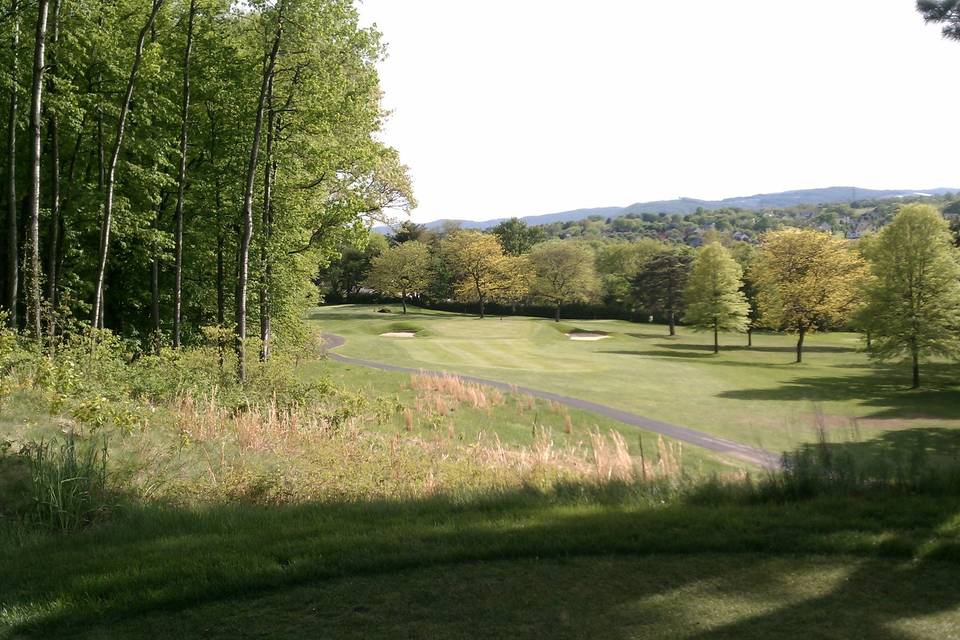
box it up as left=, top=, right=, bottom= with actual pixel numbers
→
left=309, top=305, right=960, bottom=455
left=2, top=490, right=959, bottom=639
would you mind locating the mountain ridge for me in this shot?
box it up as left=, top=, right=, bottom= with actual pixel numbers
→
left=383, top=186, right=958, bottom=232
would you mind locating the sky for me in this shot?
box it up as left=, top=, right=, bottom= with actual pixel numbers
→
left=356, top=1, right=960, bottom=223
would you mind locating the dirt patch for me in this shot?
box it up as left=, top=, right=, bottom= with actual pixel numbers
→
left=380, top=332, right=416, bottom=338
left=568, top=333, right=610, bottom=341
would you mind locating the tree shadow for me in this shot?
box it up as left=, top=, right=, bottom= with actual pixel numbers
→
left=600, top=349, right=789, bottom=368
left=717, top=366, right=960, bottom=420
left=2, top=483, right=960, bottom=639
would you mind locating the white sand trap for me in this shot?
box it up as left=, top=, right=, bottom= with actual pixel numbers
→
left=568, top=333, right=609, bottom=341
left=380, top=331, right=416, bottom=338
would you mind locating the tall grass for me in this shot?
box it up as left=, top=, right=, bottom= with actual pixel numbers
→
left=24, top=432, right=109, bottom=531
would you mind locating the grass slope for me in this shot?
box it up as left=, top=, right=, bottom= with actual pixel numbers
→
left=310, top=305, right=960, bottom=454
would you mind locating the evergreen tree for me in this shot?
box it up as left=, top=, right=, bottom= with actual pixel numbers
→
left=632, top=247, right=693, bottom=335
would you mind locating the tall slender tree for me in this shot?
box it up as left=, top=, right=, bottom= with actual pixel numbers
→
left=44, top=0, right=61, bottom=324
left=236, top=0, right=283, bottom=380
left=91, top=0, right=166, bottom=328
left=5, top=0, right=19, bottom=328
left=26, top=0, right=51, bottom=339
left=172, top=0, right=197, bottom=348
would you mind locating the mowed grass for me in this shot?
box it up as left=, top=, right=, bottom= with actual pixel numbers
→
left=3, top=490, right=960, bottom=639
left=309, top=305, right=960, bottom=454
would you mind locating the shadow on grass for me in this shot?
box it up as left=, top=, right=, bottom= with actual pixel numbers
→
left=305, top=309, right=443, bottom=323
left=2, top=481, right=960, bottom=639
left=718, top=363, right=960, bottom=420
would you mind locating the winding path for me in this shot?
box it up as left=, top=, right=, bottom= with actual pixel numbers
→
left=322, top=334, right=782, bottom=468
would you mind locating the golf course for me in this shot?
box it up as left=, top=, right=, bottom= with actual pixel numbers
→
left=309, top=304, right=960, bottom=465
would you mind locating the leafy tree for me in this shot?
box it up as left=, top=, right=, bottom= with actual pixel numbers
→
left=596, top=239, right=663, bottom=310
left=491, top=218, right=543, bottom=256
left=683, top=242, right=749, bottom=353
left=730, top=242, right=760, bottom=347
left=364, top=241, right=431, bottom=314
left=859, top=204, right=960, bottom=388
left=529, top=240, right=600, bottom=322
left=319, top=233, right=388, bottom=301
left=632, top=247, right=693, bottom=335
left=752, top=228, right=867, bottom=363
left=441, top=230, right=511, bottom=318
left=391, top=220, right=430, bottom=245
left=488, top=255, right=533, bottom=313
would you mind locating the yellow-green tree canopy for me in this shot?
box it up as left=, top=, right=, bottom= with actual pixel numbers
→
left=683, top=242, right=749, bottom=353
left=752, top=228, right=867, bottom=362
left=441, top=231, right=514, bottom=318
left=364, top=241, right=431, bottom=314
left=529, top=240, right=600, bottom=321
left=860, top=203, right=960, bottom=388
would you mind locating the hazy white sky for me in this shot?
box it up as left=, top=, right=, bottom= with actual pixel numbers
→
left=356, top=1, right=960, bottom=223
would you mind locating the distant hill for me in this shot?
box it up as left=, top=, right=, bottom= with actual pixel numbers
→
left=384, top=187, right=957, bottom=233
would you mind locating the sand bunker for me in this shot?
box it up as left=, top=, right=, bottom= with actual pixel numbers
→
left=380, top=331, right=416, bottom=338
left=567, top=333, right=609, bottom=341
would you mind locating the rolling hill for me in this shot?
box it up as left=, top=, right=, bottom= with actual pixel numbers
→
left=390, top=186, right=957, bottom=232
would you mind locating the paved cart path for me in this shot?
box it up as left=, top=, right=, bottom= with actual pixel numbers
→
left=322, top=334, right=782, bottom=468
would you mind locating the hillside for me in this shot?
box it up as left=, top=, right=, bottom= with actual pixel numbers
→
left=400, top=186, right=957, bottom=232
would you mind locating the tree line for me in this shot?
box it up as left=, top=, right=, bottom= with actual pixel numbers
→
left=0, top=0, right=413, bottom=379
left=332, top=204, right=960, bottom=387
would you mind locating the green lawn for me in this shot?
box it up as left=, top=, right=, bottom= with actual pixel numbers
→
left=309, top=305, right=960, bottom=455
left=3, top=490, right=959, bottom=639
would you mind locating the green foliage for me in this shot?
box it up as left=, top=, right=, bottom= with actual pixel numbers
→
left=752, top=228, right=867, bottom=361
left=683, top=242, right=749, bottom=350
left=22, top=433, right=110, bottom=531
left=859, top=204, right=960, bottom=386
left=491, top=218, right=545, bottom=256
left=528, top=240, right=600, bottom=320
left=364, top=241, right=431, bottom=312
left=632, top=246, right=694, bottom=333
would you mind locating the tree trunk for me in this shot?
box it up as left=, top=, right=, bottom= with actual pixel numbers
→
left=668, top=310, right=676, bottom=336
left=865, top=330, right=872, bottom=351
left=911, top=341, right=920, bottom=389
left=91, top=0, right=165, bottom=327
left=795, top=325, right=805, bottom=364
left=150, top=256, right=160, bottom=333
left=172, top=0, right=196, bottom=349
left=258, top=73, right=275, bottom=362
left=236, top=1, right=283, bottom=381
left=555, top=303, right=561, bottom=322
left=5, top=0, right=19, bottom=328
left=44, top=0, right=61, bottom=335
left=713, top=319, right=718, bottom=354
left=26, top=0, right=50, bottom=340
left=401, top=292, right=407, bottom=314
left=747, top=326, right=752, bottom=348
left=479, top=297, right=485, bottom=319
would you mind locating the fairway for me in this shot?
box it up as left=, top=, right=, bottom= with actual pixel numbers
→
left=310, top=305, right=960, bottom=456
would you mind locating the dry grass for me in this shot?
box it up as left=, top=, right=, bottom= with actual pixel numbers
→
left=114, top=376, right=692, bottom=506
left=410, top=373, right=505, bottom=418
